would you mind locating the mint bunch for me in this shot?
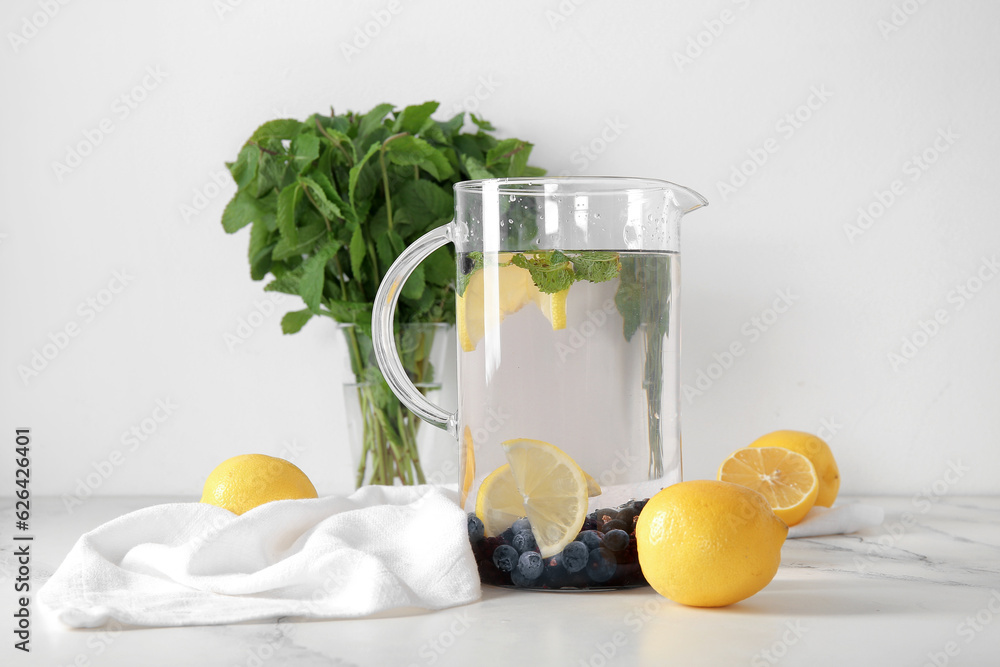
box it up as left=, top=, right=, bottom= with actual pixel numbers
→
left=220, top=102, right=545, bottom=488
left=221, top=102, right=544, bottom=337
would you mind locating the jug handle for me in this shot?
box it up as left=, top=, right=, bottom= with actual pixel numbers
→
left=372, top=222, right=458, bottom=439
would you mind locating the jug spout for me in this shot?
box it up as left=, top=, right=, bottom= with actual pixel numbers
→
left=671, top=184, right=708, bottom=214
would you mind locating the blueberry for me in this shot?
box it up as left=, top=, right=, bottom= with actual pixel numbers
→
left=581, top=518, right=599, bottom=532
left=615, top=508, right=637, bottom=527
left=586, top=547, right=617, bottom=583
left=499, top=527, right=515, bottom=544
left=512, top=517, right=532, bottom=534
left=633, top=498, right=648, bottom=514
left=562, top=541, right=589, bottom=573
left=512, top=530, right=537, bottom=554
left=601, top=519, right=628, bottom=534
left=517, top=551, right=544, bottom=580
left=604, top=529, right=629, bottom=552
left=510, top=567, right=532, bottom=587
left=575, top=530, right=604, bottom=552
left=492, top=544, right=518, bottom=572
left=542, top=555, right=568, bottom=588
left=467, top=514, right=485, bottom=543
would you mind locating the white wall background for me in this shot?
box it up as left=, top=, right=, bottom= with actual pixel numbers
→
left=2, top=0, right=998, bottom=500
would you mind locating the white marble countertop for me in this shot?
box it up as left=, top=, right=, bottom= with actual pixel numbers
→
left=3, top=495, right=999, bottom=666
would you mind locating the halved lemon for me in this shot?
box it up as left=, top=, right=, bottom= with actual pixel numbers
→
left=717, top=446, right=819, bottom=526
left=457, top=257, right=569, bottom=352
left=475, top=458, right=601, bottom=541
left=484, top=438, right=589, bottom=557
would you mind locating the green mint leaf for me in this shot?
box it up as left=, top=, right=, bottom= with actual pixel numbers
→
left=349, top=142, right=381, bottom=208
left=250, top=119, right=301, bottom=142
left=510, top=252, right=574, bottom=294
left=521, top=165, right=547, bottom=177
left=276, top=183, right=302, bottom=248
left=291, top=133, right=320, bottom=168
left=423, top=246, right=455, bottom=287
left=349, top=224, right=366, bottom=281
left=248, top=219, right=273, bottom=279
left=250, top=244, right=275, bottom=281
left=508, top=141, right=532, bottom=177
left=396, top=180, right=453, bottom=231
left=222, top=189, right=263, bottom=233
left=571, top=251, right=621, bottom=283
left=485, top=138, right=522, bottom=168
left=420, top=148, right=454, bottom=180
left=264, top=267, right=303, bottom=296
left=461, top=154, right=493, bottom=180
left=385, top=135, right=435, bottom=165
left=306, top=171, right=356, bottom=223
left=227, top=144, right=260, bottom=190
left=614, top=278, right=642, bottom=342
left=327, top=300, right=374, bottom=337
left=394, top=101, right=439, bottom=134
left=437, top=113, right=465, bottom=139
left=358, top=103, right=394, bottom=139
left=281, top=309, right=314, bottom=334
left=470, top=114, right=495, bottom=131
left=401, top=264, right=425, bottom=300
left=299, top=238, right=340, bottom=312
left=272, top=221, right=326, bottom=261
left=312, top=120, right=358, bottom=163
left=254, top=151, right=288, bottom=198
left=298, top=175, right=343, bottom=221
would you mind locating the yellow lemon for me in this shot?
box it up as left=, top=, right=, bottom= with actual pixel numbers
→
left=636, top=480, right=788, bottom=607
left=460, top=426, right=476, bottom=508
left=457, top=257, right=569, bottom=352
left=717, top=447, right=819, bottom=526
left=476, top=438, right=589, bottom=558
left=475, top=464, right=524, bottom=538
left=749, top=430, right=840, bottom=507
left=200, top=454, right=317, bottom=515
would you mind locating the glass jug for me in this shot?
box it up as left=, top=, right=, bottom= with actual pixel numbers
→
left=372, top=177, right=706, bottom=589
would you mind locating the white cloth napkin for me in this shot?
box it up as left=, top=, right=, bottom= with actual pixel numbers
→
left=787, top=503, right=885, bottom=539
left=40, top=485, right=481, bottom=628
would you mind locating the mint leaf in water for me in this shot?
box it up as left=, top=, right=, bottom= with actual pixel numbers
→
left=510, top=252, right=574, bottom=294
left=571, top=251, right=621, bottom=284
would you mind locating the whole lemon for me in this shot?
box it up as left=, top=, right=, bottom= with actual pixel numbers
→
left=749, top=430, right=840, bottom=507
left=636, top=480, right=788, bottom=607
left=200, top=454, right=317, bottom=515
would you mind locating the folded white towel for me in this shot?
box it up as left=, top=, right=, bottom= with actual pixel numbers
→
left=40, top=485, right=480, bottom=628
left=787, top=503, right=885, bottom=538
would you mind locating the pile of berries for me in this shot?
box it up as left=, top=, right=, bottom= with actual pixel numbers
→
left=467, top=500, right=649, bottom=589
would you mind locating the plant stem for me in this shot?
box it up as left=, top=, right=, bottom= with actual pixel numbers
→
left=379, top=149, right=394, bottom=231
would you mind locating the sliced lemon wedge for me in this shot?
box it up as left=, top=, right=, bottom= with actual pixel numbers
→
left=457, top=257, right=569, bottom=352
left=717, top=446, right=819, bottom=526
left=475, top=438, right=589, bottom=558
